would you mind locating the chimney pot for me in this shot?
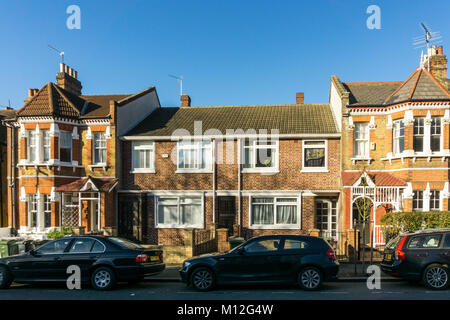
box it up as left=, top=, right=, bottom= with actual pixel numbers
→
left=181, top=94, right=191, bottom=107
left=296, top=92, right=304, bottom=104
left=437, top=46, right=444, bottom=55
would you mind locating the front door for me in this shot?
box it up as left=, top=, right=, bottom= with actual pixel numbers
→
left=118, top=194, right=145, bottom=242
left=218, top=196, right=235, bottom=235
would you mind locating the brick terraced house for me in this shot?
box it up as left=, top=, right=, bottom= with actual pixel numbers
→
left=119, top=92, right=342, bottom=258
left=329, top=45, right=450, bottom=247
left=5, top=63, right=160, bottom=238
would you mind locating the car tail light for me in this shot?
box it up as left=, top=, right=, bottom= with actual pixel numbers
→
left=394, top=236, right=408, bottom=261
left=326, top=248, right=336, bottom=261
left=136, top=254, right=149, bottom=263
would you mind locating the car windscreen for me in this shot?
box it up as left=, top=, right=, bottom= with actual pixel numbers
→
left=108, top=237, right=143, bottom=250
left=385, top=235, right=401, bottom=250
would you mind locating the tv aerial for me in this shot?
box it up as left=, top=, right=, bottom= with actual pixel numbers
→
left=48, top=44, right=65, bottom=63
left=413, top=23, right=442, bottom=50
left=169, top=74, right=183, bottom=96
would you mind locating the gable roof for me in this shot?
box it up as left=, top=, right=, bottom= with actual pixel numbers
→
left=343, top=81, right=402, bottom=106
left=342, top=171, right=407, bottom=187
left=55, top=177, right=118, bottom=192
left=81, top=94, right=132, bottom=118
left=125, top=103, right=339, bottom=137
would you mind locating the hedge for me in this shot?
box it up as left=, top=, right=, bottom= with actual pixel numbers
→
left=380, top=211, right=450, bottom=237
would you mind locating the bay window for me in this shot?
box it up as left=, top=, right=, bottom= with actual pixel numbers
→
left=43, top=194, right=52, bottom=228
left=303, top=140, right=326, bottom=170
left=392, top=120, right=404, bottom=155
left=243, top=139, right=278, bottom=171
left=177, top=140, right=212, bottom=171
left=413, top=191, right=423, bottom=211
left=27, top=130, right=38, bottom=162
left=27, top=194, right=38, bottom=228
left=250, top=197, right=299, bottom=228
left=43, top=130, right=50, bottom=162
left=430, top=117, right=441, bottom=152
left=132, top=141, right=154, bottom=172
left=413, top=118, right=424, bottom=152
left=353, top=122, right=369, bottom=158
left=59, top=131, right=72, bottom=163
left=93, top=132, right=106, bottom=164
left=156, top=196, right=203, bottom=228
left=430, top=190, right=440, bottom=211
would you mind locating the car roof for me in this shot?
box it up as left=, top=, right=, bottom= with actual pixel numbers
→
left=248, top=234, right=317, bottom=241
left=404, top=228, right=450, bottom=236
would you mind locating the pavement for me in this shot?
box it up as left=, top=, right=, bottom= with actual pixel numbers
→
left=147, top=262, right=402, bottom=283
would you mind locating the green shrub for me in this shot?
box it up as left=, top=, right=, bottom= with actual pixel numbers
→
left=380, top=211, right=450, bottom=237
left=46, top=226, right=73, bottom=239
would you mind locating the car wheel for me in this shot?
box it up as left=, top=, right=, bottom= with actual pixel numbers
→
left=0, top=266, right=13, bottom=289
left=91, top=267, right=116, bottom=291
left=298, top=267, right=323, bottom=291
left=422, top=264, right=449, bottom=290
left=190, top=267, right=215, bottom=291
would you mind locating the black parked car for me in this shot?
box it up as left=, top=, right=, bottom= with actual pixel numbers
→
left=180, top=235, right=339, bottom=291
left=0, top=236, right=165, bottom=290
left=381, top=228, right=450, bottom=290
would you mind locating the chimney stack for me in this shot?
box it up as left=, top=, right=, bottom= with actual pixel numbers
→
left=423, top=45, right=448, bottom=89
left=24, top=88, right=39, bottom=103
left=181, top=94, right=191, bottom=107
left=56, top=62, right=83, bottom=96
left=296, top=92, right=304, bottom=104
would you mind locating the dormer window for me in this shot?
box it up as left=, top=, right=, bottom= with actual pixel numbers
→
left=59, top=131, right=72, bottom=163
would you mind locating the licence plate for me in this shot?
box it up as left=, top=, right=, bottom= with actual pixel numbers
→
left=384, top=253, right=392, bottom=260
left=150, top=256, right=159, bottom=261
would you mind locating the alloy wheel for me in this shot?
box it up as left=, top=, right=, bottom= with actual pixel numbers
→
left=94, top=270, right=111, bottom=288
left=301, top=269, right=321, bottom=289
left=193, top=270, right=213, bottom=290
left=425, top=267, right=448, bottom=289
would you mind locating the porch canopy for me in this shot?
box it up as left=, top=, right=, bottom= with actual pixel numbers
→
left=55, top=176, right=118, bottom=230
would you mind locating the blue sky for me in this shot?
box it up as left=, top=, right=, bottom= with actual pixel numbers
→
left=0, top=0, right=449, bottom=109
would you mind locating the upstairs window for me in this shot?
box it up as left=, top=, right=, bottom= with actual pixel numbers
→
left=353, top=123, right=369, bottom=158
left=303, top=140, right=326, bottom=169
left=93, top=132, right=106, bottom=164
left=132, top=141, right=154, bottom=172
left=59, top=131, right=72, bottom=163
left=243, top=139, right=278, bottom=170
left=43, top=130, right=50, bottom=162
left=413, top=190, right=423, bottom=211
left=430, top=117, right=441, bottom=152
left=392, top=120, right=404, bottom=155
left=177, top=140, right=212, bottom=171
left=27, top=130, right=38, bottom=162
left=413, top=118, right=424, bottom=152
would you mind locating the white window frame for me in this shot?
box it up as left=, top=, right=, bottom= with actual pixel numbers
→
left=176, top=140, right=212, bottom=173
left=27, top=130, right=38, bottom=163
left=315, top=199, right=338, bottom=240
left=412, top=190, right=424, bottom=212
left=249, top=196, right=301, bottom=230
left=241, top=139, right=279, bottom=173
left=59, top=131, right=72, bottom=163
left=301, top=140, right=328, bottom=172
left=392, top=120, right=404, bottom=155
left=413, top=117, right=425, bottom=153
left=155, top=195, right=204, bottom=228
left=353, top=122, right=369, bottom=158
left=43, top=194, right=52, bottom=228
left=93, top=132, right=107, bottom=165
left=430, top=190, right=441, bottom=211
left=42, top=130, right=51, bottom=162
left=27, top=194, right=38, bottom=229
left=131, top=141, right=155, bottom=173
left=430, top=117, right=442, bottom=153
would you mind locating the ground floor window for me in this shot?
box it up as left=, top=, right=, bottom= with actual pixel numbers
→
left=413, top=191, right=423, bottom=211
left=430, top=190, right=440, bottom=211
left=27, top=194, right=38, bottom=228
left=27, top=194, right=52, bottom=229
left=156, top=196, right=203, bottom=228
left=315, top=200, right=337, bottom=238
left=250, top=197, right=299, bottom=228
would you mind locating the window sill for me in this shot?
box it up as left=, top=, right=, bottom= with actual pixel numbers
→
left=175, top=170, right=213, bottom=174
left=351, top=157, right=372, bottom=165
left=249, top=224, right=300, bottom=230
left=381, top=153, right=450, bottom=163
left=130, top=169, right=156, bottom=174
left=89, top=164, right=108, bottom=171
left=242, top=169, right=279, bottom=174
left=301, top=168, right=329, bottom=173
left=156, top=224, right=204, bottom=229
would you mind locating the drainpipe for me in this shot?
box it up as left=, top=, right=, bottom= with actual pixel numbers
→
left=212, top=139, right=216, bottom=226
left=3, top=121, right=17, bottom=233
left=237, top=138, right=241, bottom=237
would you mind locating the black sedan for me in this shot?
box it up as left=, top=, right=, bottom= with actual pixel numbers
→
left=0, top=236, right=165, bottom=290
left=180, top=235, right=339, bottom=291
left=381, top=229, right=450, bottom=290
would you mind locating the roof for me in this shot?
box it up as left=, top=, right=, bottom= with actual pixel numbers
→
left=343, top=82, right=402, bottom=106
left=81, top=94, right=132, bottom=118
left=55, top=177, right=118, bottom=192
left=0, top=109, right=16, bottom=120
left=342, top=172, right=407, bottom=187
left=125, top=104, right=339, bottom=137
left=384, top=68, right=450, bottom=105
left=341, top=67, right=450, bottom=107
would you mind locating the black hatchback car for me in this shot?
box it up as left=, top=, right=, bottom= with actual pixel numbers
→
left=180, top=235, right=339, bottom=291
left=381, top=228, right=450, bottom=290
left=0, top=236, right=165, bottom=290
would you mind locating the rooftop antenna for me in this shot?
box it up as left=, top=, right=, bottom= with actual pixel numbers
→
left=169, top=74, right=183, bottom=96
left=413, top=23, right=443, bottom=70
left=47, top=44, right=65, bottom=63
